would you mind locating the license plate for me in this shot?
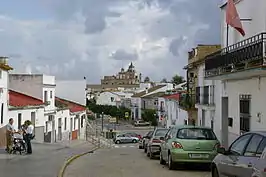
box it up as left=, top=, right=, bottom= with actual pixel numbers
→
left=189, top=154, right=209, bottom=159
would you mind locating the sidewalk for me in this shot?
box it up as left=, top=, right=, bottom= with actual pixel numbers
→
left=0, top=141, right=95, bottom=177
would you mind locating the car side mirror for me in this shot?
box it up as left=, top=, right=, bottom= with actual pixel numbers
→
left=159, top=137, right=164, bottom=141
left=217, top=147, right=226, bottom=154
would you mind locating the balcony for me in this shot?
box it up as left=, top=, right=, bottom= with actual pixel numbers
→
left=179, top=94, right=196, bottom=111
left=195, top=86, right=215, bottom=109
left=205, top=32, right=266, bottom=80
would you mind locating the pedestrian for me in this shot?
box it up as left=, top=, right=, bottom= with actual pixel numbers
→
left=25, top=120, right=34, bottom=154
left=5, top=118, right=15, bottom=153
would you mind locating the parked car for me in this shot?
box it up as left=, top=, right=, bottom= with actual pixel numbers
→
left=113, top=134, right=139, bottom=144
left=139, top=131, right=153, bottom=149
left=134, top=120, right=150, bottom=127
left=146, top=128, right=169, bottom=159
left=122, top=132, right=142, bottom=140
left=160, top=125, right=220, bottom=170
left=211, top=131, right=266, bottom=177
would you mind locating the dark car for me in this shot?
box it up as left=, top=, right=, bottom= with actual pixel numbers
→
left=139, top=131, right=153, bottom=149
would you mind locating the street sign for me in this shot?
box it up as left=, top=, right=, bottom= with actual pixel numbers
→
left=109, top=117, right=117, bottom=123
left=125, top=112, right=129, bottom=118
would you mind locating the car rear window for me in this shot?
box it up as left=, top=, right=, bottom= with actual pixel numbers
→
left=177, top=128, right=217, bottom=140
left=154, top=129, right=168, bottom=136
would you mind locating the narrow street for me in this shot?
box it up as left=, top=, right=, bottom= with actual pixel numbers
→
left=64, top=143, right=211, bottom=177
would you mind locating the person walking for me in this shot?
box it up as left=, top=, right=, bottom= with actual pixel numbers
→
left=25, top=120, right=34, bottom=154
left=5, top=118, right=15, bottom=153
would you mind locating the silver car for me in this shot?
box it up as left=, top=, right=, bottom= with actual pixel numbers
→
left=211, top=131, right=266, bottom=177
left=113, top=134, right=139, bottom=144
left=147, top=128, right=168, bottom=159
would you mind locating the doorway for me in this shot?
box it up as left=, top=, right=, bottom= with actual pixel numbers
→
left=202, top=110, right=205, bottom=126
left=58, top=118, right=62, bottom=141
left=221, top=97, right=229, bottom=148
left=31, top=112, right=36, bottom=135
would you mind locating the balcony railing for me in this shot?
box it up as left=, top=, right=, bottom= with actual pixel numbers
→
left=179, top=94, right=196, bottom=110
left=205, top=32, right=266, bottom=77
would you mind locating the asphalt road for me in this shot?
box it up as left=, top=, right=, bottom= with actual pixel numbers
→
left=64, top=143, right=211, bottom=177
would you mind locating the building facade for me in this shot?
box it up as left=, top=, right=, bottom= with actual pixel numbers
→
left=182, top=44, right=221, bottom=125
left=9, top=74, right=57, bottom=143
left=204, top=0, right=266, bottom=147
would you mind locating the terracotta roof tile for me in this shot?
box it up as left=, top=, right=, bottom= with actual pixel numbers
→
left=55, top=97, right=86, bottom=113
left=9, top=90, right=44, bottom=107
left=163, top=93, right=180, bottom=101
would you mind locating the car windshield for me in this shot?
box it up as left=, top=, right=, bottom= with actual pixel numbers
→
left=154, top=129, right=168, bottom=137
left=177, top=128, right=217, bottom=140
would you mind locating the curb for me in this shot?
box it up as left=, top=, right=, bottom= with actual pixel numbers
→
left=57, top=146, right=100, bottom=177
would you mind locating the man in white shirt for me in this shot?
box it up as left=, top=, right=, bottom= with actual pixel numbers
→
left=6, top=118, right=15, bottom=153
left=25, top=120, right=34, bottom=154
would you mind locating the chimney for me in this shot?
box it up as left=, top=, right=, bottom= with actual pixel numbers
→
left=145, top=88, right=148, bottom=94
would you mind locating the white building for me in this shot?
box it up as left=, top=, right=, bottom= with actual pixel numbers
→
left=56, top=97, right=87, bottom=140
left=195, top=63, right=215, bottom=128
left=131, top=84, right=174, bottom=120
left=0, top=58, right=13, bottom=147
left=205, top=0, right=266, bottom=147
left=8, top=90, right=45, bottom=143
left=9, top=74, right=57, bottom=143
left=163, top=93, right=188, bottom=128
left=96, top=91, right=132, bottom=107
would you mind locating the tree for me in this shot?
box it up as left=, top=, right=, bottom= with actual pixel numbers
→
left=160, top=78, right=168, bottom=83
left=171, top=74, right=185, bottom=85
left=144, top=76, right=150, bottom=83
left=142, top=109, right=157, bottom=126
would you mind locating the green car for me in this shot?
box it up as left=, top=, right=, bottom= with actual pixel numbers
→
left=159, top=125, right=220, bottom=170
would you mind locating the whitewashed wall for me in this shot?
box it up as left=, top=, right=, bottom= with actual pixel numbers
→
left=0, top=69, right=9, bottom=127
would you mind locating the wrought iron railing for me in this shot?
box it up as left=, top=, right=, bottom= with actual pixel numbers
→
left=205, top=32, right=266, bottom=77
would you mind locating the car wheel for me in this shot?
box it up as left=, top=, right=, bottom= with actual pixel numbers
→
left=168, top=153, right=175, bottom=170
left=132, top=139, right=137, bottom=143
left=115, top=140, right=121, bottom=144
left=159, top=151, right=166, bottom=165
left=212, top=166, right=219, bottom=177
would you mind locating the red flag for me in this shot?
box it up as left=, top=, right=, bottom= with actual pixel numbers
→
left=226, top=0, right=245, bottom=36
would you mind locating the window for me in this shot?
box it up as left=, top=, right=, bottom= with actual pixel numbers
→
left=170, top=128, right=178, bottom=138
left=256, top=138, right=266, bottom=156
left=228, top=117, right=233, bottom=127
left=50, top=91, right=53, bottom=99
left=177, top=128, right=217, bottom=140
left=229, top=134, right=252, bottom=155
left=244, top=135, right=263, bottom=156
left=45, top=121, right=48, bottom=132
left=110, top=97, right=114, bottom=102
left=165, top=129, right=172, bottom=139
left=18, top=113, right=22, bottom=129
left=64, top=117, right=67, bottom=130
left=81, top=116, right=84, bottom=128
left=154, top=129, right=168, bottom=137
left=44, top=91, right=48, bottom=102
left=0, top=103, right=3, bottom=124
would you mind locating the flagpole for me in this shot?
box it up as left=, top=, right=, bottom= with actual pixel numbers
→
left=226, top=24, right=229, bottom=47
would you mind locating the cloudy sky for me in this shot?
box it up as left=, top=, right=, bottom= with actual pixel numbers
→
left=0, top=0, right=222, bottom=83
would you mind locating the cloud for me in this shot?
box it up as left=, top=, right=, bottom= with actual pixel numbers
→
left=0, top=0, right=221, bottom=83
left=110, top=49, right=138, bottom=61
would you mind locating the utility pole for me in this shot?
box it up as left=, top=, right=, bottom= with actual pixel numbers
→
left=101, top=112, right=104, bottom=133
